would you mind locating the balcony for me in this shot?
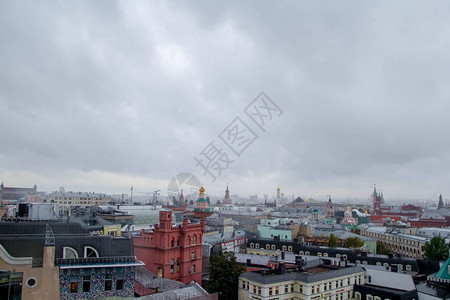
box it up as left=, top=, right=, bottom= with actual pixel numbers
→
left=56, top=256, right=144, bottom=269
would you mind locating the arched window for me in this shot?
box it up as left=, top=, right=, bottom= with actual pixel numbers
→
left=282, top=245, right=287, bottom=251
left=193, top=235, right=197, bottom=245
left=271, top=245, right=276, bottom=250
left=188, top=235, right=191, bottom=245
left=250, top=243, right=254, bottom=248
left=255, top=243, right=260, bottom=249
left=266, top=244, right=271, bottom=250
left=305, top=251, right=310, bottom=256
left=177, top=238, right=180, bottom=247
left=171, top=238, right=175, bottom=248
left=84, top=246, right=99, bottom=258
left=63, top=246, right=79, bottom=259
left=288, top=246, right=293, bottom=251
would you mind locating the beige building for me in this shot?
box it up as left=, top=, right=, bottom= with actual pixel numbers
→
left=45, top=191, right=113, bottom=212
left=0, top=244, right=60, bottom=300
left=360, top=225, right=427, bottom=259
left=239, top=263, right=365, bottom=300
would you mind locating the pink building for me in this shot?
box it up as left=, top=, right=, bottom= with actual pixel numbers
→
left=134, top=211, right=205, bottom=284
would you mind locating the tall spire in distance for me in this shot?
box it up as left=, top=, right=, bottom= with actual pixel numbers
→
left=438, top=193, right=444, bottom=209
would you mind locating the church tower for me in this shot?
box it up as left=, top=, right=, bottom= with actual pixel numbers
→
left=438, top=194, right=444, bottom=210
left=223, top=184, right=232, bottom=205
left=326, top=196, right=335, bottom=218
left=195, top=187, right=210, bottom=212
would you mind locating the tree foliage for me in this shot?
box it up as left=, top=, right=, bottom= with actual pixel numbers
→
left=376, top=240, right=389, bottom=255
left=345, top=237, right=364, bottom=248
left=206, top=252, right=246, bottom=300
left=424, top=236, right=449, bottom=261
left=329, top=233, right=338, bottom=247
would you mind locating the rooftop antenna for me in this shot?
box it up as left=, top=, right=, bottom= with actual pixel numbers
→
left=45, top=224, right=55, bottom=246
left=130, top=186, right=133, bottom=204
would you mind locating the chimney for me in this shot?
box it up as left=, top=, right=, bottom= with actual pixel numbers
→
left=277, top=262, right=286, bottom=274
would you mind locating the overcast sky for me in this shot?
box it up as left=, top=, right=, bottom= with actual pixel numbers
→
left=1, top=1, right=450, bottom=203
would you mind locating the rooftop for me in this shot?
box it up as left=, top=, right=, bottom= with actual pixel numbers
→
left=241, top=265, right=364, bottom=284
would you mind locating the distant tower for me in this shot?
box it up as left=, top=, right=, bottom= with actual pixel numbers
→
left=371, top=184, right=383, bottom=215
left=276, top=187, right=281, bottom=202
left=438, top=194, right=444, bottom=210
left=195, top=187, right=209, bottom=212
left=326, top=196, right=335, bottom=218
left=179, top=189, right=185, bottom=203
left=223, top=184, right=232, bottom=205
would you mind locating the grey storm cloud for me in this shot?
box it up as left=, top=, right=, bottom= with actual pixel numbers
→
left=1, top=0, right=450, bottom=201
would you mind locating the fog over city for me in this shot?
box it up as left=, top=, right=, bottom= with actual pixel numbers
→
left=1, top=1, right=450, bottom=201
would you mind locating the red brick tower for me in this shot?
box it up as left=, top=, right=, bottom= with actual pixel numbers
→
left=134, top=211, right=205, bottom=284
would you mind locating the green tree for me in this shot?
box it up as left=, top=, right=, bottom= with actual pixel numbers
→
left=376, top=240, right=389, bottom=255
left=424, top=236, right=449, bottom=261
left=345, top=237, right=364, bottom=248
left=206, top=252, right=246, bottom=300
left=329, top=233, right=338, bottom=247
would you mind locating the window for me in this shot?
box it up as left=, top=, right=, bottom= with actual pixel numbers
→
left=288, top=246, right=293, bottom=251
left=282, top=245, right=287, bottom=251
left=406, top=265, right=412, bottom=271
left=63, top=246, right=79, bottom=259
left=82, top=275, right=91, bottom=292
left=305, top=251, right=310, bottom=255
left=177, top=238, right=180, bottom=247
left=271, top=245, right=276, bottom=250
left=318, top=252, right=322, bottom=257
left=170, top=259, right=174, bottom=274
left=250, top=243, right=254, bottom=248
left=84, top=246, right=99, bottom=258
left=266, top=244, right=271, bottom=249
left=116, top=276, right=124, bottom=290
left=191, top=251, right=196, bottom=260
left=300, top=251, right=304, bottom=255
left=285, top=285, right=289, bottom=293
left=253, top=285, right=257, bottom=293
left=255, top=243, right=260, bottom=249
left=275, top=286, right=279, bottom=294
left=354, top=292, right=361, bottom=299
left=177, top=258, right=180, bottom=272
left=258, top=286, right=262, bottom=295
left=193, top=235, right=197, bottom=245
left=171, top=239, right=174, bottom=248
left=269, top=287, right=273, bottom=295
left=290, top=284, right=294, bottom=292
left=191, top=264, right=196, bottom=274
left=70, top=280, right=78, bottom=293
left=105, top=274, right=113, bottom=291
left=366, top=295, right=373, bottom=300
